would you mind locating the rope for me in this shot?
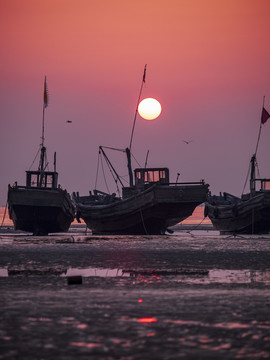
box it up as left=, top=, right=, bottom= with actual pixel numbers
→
left=100, top=155, right=110, bottom=194
left=241, top=156, right=261, bottom=196
left=241, top=161, right=251, bottom=196
left=186, top=216, right=207, bottom=236
left=94, top=151, right=101, bottom=190
left=139, top=208, right=149, bottom=235
left=131, top=153, right=142, bottom=168
left=29, top=146, right=40, bottom=170
left=100, top=145, right=125, bottom=153
left=0, top=200, right=8, bottom=229
left=114, top=179, right=121, bottom=197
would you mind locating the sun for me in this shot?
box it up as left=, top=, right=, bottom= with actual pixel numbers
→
left=138, top=98, right=162, bottom=120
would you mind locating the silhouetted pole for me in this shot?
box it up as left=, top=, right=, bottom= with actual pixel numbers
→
left=129, top=64, right=147, bottom=150
left=39, top=76, right=48, bottom=172
left=254, top=96, right=265, bottom=157
left=41, top=76, right=48, bottom=148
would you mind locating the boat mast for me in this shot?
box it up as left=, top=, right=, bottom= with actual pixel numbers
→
left=250, top=154, right=256, bottom=193
left=250, top=96, right=270, bottom=192
left=39, top=76, right=49, bottom=172
left=254, top=96, right=266, bottom=158
left=127, top=64, right=147, bottom=186
left=125, top=147, right=133, bottom=187
left=129, top=64, right=147, bottom=150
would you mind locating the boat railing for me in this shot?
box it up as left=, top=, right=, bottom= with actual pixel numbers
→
left=168, top=181, right=206, bottom=186
left=207, top=191, right=240, bottom=205
left=9, top=183, right=62, bottom=191
left=73, top=191, right=120, bottom=205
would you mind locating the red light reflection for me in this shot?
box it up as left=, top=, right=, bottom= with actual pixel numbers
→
left=138, top=317, right=157, bottom=323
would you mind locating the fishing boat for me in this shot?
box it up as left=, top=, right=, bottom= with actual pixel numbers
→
left=8, top=77, right=75, bottom=235
left=73, top=66, right=209, bottom=235
left=205, top=103, right=270, bottom=235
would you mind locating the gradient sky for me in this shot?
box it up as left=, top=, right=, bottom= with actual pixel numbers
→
left=1, top=0, right=270, bottom=205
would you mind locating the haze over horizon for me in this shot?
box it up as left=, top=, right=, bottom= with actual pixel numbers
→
left=1, top=0, right=270, bottom=205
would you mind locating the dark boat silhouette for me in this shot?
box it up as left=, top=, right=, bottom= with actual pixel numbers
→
left=205, top=103, right=270, bottom=235
left=8, top=77, right=75, bottom=235
left=73, top=66, right=209, bottom=235
left=73, top=161, right=208, bottom=235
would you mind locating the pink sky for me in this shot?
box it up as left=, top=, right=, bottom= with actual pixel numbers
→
left=1, top=0, right=270, bottom=205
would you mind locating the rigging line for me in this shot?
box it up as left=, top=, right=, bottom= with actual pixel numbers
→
left=100, top=145, right=125, bottom=152
left=29, top=146, right=41, bottom=170
left=241, top=161, right=251, bottom=195
left=186, top=216, right=207, bottom=235
left=114, top=178, right=121, bottom=197
left=253, top=156, right=261, bottom=182
left=131, top=153, right=142, bottom=168
left=256, top=159, right=261, bottom=179
left=254, top=96, right=265, bottom=157
left=100, top=155, right=110, bottom=194
left=129, top=64, right=147, bottom=150
left=94, top=150, right=101, bottom=190
left=99, top=146, right=125, bottom=188
left=102, top=150, right=124, bottom=195
left=118, top=175, right=130, bottom=185
left=103, top=153, right=119, bottom=185
left=139, top=208, right=149, bottom=235
left=0, top=200, right=8, bottom=229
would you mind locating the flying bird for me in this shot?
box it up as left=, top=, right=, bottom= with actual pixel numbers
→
left=182, top=140, right=192, bottom=144
left=66, top=120, right=72, bottom=123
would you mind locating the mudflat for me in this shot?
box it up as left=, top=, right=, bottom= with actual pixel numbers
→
left=0, top=232, right=270, bottom=359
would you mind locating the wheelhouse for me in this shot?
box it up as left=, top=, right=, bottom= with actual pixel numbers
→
left=252, top=178, right=270, bottom=192
left=26, top=171, right=58, bottom=189
left=134, top=168, right=169, bottom=185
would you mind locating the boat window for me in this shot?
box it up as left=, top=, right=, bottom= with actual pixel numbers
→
left=27, top=172, right=56, bottom=188
left=143, top=171, right=159, bottom=183
left=39, top=174, right=46, bottom=187
left=135, top=168, right=169, bottom=185
left=160, top=170, right=165, bottom=179
left=46, top=175, right=53, bottom=188
left=30, top=174, right=38, bottom=187
left=261, top=180, right=270, bottom=191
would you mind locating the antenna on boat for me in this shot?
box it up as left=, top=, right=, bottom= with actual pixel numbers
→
left=39, top=76, right=49, bottom=172
left=144, top=150, right=149, bottom=169
left=129, top=64, right=147, bottom=151
left=54, top=152, right=56, bottom=172
left=42, top=76, right=48, bottom=148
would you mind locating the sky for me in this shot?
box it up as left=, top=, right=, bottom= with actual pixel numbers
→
left=1, top=0, right=270, bottom=205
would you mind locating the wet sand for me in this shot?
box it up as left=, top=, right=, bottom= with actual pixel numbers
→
left=0, top=229, right=270, bottom=359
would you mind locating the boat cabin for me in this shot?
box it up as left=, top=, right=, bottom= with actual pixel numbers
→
left=251, top=178, right=270, bottom=192
left=26, top=170, right=58, bottom=189
left=134, top=168, right=169, bottom=185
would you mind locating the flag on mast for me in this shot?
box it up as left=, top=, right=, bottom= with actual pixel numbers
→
left=43, top=76, right=48, bottom=108
left=261, top=106, right=270, bottom=124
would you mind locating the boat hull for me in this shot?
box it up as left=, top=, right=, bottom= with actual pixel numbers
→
left=8, top=186, right=75, bottom=235
left=205, top=192, right=270, bottom=234
left=75, top=183, right=209, bottom=235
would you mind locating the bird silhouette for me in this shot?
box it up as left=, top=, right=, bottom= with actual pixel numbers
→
left=182, top=140, right=192, bottom=144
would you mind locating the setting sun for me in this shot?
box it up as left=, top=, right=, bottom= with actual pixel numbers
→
left=138, top=98, right=162, bottom=120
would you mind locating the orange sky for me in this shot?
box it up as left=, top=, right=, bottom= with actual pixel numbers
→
left=1, top=0, right=270, bottom=205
